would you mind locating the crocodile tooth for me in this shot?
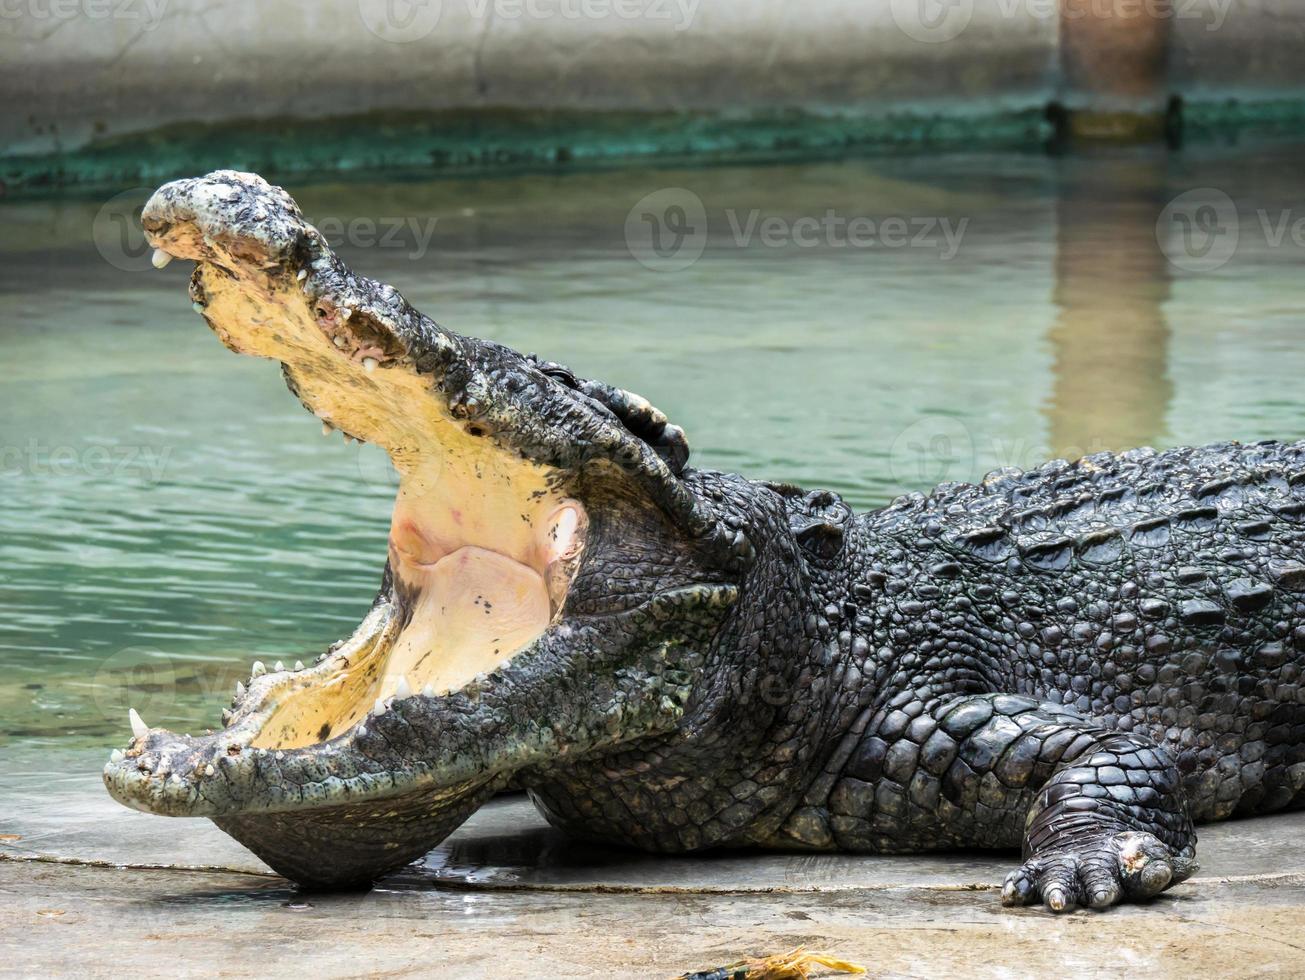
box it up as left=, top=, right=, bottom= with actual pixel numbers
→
left=321, top=421, right=334, bottom=436
left=251, top=660, right=266, bottom=677
left=235, top=681, right=245, bottom=697
left=296, top=269, right=308, bottom=281
left=333, top=335, right=348, bottom=349
left=421, top=684, right=435, bottom=698
left=128, top=708, right=148, bottom=740
left=151, top=248, right=174, bottom=269
left=339, top=307, right=352, bottom=320
left=373, top=697, right=387, bottom=716
left=362, top=357, right=378, bottom=373
left=294, top=660, right=305, bottom=671
left=274, top=661, right=284, bottom=673
left=204, top=764, right=215, bottom=777
left=109, top=749, right=124, bottom=763
left=395, top=676, right=413, bottom=699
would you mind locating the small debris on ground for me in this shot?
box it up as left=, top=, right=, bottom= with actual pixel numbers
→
left=674, top=945, right=866, bottom=979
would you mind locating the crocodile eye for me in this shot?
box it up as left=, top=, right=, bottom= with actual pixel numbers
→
left=795, top=520, right=845, bottom=561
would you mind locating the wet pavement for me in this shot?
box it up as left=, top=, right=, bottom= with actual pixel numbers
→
left=3, top=752, right=1305, bottom=978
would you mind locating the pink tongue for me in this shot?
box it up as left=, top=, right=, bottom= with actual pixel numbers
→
left=380, top=546, right=550, bottom=698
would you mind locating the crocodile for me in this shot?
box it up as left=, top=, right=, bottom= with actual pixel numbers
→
left=104, top=171, right=1305, bottom=913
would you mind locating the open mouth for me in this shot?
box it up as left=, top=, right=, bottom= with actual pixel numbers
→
left=101, top=171, right=741, bottom=886
left=244, top=428, right=588, bottom=751
left=131, top=172, right=589, bottom=757
left=113, top=169, right=604, bottom=760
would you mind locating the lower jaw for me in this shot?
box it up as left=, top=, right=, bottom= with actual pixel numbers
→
left=216, top=772, right=505, bottom=889
left=208, top=589, right=538, bottom=887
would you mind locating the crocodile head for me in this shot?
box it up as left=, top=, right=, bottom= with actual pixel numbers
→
left=102, top=171, right=750, bottom=887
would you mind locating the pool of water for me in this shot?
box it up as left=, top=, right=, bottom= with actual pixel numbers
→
left=2, top=141, right=1304, bottom=792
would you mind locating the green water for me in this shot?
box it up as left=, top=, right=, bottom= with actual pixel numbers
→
left=2, top=143, right=1305, bottom=777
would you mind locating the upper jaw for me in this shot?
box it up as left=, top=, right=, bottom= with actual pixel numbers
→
left=141, top=171, right=745, bottom=567
left=140, top=171, right=696, bottom=504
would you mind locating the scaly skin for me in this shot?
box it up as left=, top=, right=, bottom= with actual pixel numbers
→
left=529, top=443, right=1305, bottom=910
left=104, top=172, right=1305, bottom=911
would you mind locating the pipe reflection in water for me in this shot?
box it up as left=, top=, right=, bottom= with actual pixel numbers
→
left=1046, top=152, right=1173, bottom=460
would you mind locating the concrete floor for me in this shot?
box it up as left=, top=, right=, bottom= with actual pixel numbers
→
left=3, top=859, right=1305, bottom=978
left=4, top=768, right=1305, bottom=978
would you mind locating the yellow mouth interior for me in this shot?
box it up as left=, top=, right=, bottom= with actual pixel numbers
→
left=170, top=258, right=587, bottom=751
left=246, top=473, right=586, bottom=751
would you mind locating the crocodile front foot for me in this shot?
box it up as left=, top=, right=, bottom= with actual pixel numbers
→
left=1001, top=831, right=1198, bottom=913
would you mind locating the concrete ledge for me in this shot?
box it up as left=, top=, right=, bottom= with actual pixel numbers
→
left=0, top=106, right=1054, bottom=198
left=2, top=0, right=1303, bottom=193
left=0, top=0, right=1058, bottom=157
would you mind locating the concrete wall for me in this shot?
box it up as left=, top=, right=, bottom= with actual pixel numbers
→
left=1, top=0, right=1056, bottom=155
left=2, top=0, right=1303, bottom=160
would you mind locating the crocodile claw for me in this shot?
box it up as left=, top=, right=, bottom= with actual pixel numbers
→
left=1001, top=831, right=1198, bottom=913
